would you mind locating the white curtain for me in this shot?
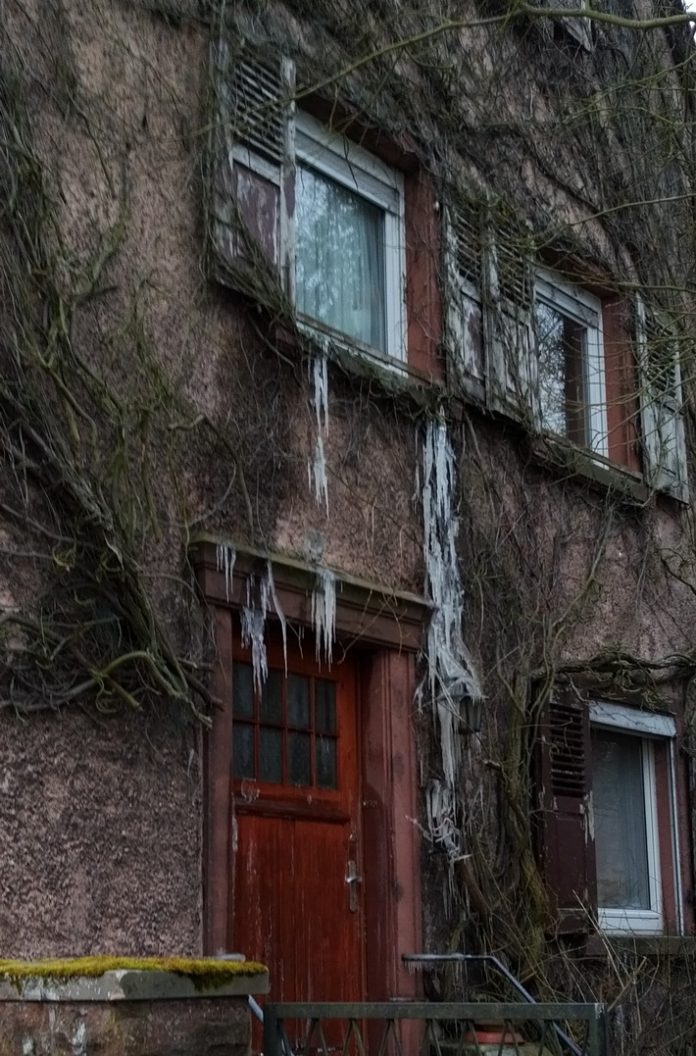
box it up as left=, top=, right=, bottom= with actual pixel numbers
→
left=593, top=730, right=650, bottom=909
left=296, top=165, right=385, bottom=352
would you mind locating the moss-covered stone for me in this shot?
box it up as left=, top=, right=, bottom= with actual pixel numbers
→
left=0, top=955, right=267, bottom=985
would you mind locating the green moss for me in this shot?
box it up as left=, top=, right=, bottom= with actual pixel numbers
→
left=0, top=955, right=268, bottom=987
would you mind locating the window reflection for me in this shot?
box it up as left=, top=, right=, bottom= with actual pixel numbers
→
left=296, top=165, right=386, bottom=352
left=536, top=300, right=590, bottom=445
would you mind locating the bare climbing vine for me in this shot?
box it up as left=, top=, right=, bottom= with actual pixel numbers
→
left=2, top=0, right=696, bottom=1049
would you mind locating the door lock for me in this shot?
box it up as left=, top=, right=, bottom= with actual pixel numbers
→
left=345, top=859, right=362, bottom=913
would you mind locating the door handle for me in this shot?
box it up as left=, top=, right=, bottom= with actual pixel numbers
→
left=345, top=859, right=362, bottom=913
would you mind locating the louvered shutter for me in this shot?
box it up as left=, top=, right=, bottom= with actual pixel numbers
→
left=536, top=0, right=593, bottom=50
left=208, top=37, right=295, bottom=298
left=444, top=201, right=486, bottom=402
left=636, top=297, right=688, bottom=502
left=537, top=685, right=597, bottom=934
left=484, top=210, right=538, bottom=423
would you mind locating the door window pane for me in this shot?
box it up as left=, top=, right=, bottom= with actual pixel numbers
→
left=259, top=727, right=283, bottom=784
left=593, top=729, right=650, bottom=910
left=315, top=680, right=336, bottom=733
left=316, top=736, right=337, bottom=789
left=233, top=663, right=254, bottom=718
left=233, top=724, right=254, bottom=779
left=260, top=670, right=282, bottom=723
left=289, top=732, right=311, bottom=786
left=288, top=674, right=310, bottom=729
left=296, top=165, right=386, bottom=352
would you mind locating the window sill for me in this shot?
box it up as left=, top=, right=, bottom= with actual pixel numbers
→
left=530, top=433, right=650, bottom=505
left=583, top=934, right=696, bottom=959
left=275, top=321, right=446, bottom=411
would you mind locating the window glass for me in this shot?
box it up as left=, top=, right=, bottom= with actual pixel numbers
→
left=233, top=724, right=254, bottom=779
left=593, top=729, right=650, bottom=910
left=233, top=662, right=254, bottom=718
left=536, top=300, right=590, bottom=445
left=316, top=736, right=337, bottom=789
left=260, top=670, right=283, bottom=723
left=232, top=664, right=340, bottom=792
left=287, top=674, right=310, bottom=728
left=289, top=731, right=311, bottom=786
left=296, top=165, right=386, bottom=352
left=315, top=680, right=336, bottom=733
left=259, top=727, right=283, bottom=784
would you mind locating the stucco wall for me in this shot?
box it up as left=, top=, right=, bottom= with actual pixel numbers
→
left=0, top=707, right=201, bottom=957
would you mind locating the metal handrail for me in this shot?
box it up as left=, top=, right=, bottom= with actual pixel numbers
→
left=402, top=952, right=581, bottom=1056
left=263, top=999, right=609, bottom=1056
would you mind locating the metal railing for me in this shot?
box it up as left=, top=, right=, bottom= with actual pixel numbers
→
left=263, top=1001, right=609, bottom=1056
left=402, top=952, right=583, bottom=1056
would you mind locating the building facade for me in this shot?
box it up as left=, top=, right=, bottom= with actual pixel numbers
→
left=0, top=0, right=695, bottom=1050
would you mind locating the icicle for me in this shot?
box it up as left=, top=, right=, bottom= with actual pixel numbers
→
left=240, top=575, right=269, bottom=692
left=311, top=567, right=336, bottom=666
left=308, top=353, right=330, bottom=512
left=425, top=779, right=463, bottom=862
left=310, top=436, right=329, bottom=514
left=240, top=562, right=289, bottom=688
left=418, top=418, right=482, bottom=791
left=312, top=353, right=329, bottom=434
left=215, top=543, right=236, bottom=603
left=265, top=560, right=288, bottom=675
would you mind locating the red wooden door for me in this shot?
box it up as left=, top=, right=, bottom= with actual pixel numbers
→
left=230, top=641, right=364, bottom=1006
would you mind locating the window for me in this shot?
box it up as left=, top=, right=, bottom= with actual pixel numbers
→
left=232, top=660, right=338, bottom=790
left=636, top=301, right=689, bottom=501
left=210, top=46, right=432, bottom=371
left=535, top=271, right=607, bottom=456
left=589, top=701, right=676, bottom=934
left=447, top=215, right=688, bottom=498
left=538, top=688, right=683, bottom=937
left=295, top=113, right=405, bottom=360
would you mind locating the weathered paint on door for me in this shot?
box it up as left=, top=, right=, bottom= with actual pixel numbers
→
left=230, top=640, right=364, bottom=1005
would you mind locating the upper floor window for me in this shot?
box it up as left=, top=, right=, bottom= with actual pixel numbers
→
left=535, top=270, right=607, bottom=456
left=446, top=201, right=688, bottom=500
left=209, top=44, right=441, bottom=378
left=295, top=113, right=405, bottom=360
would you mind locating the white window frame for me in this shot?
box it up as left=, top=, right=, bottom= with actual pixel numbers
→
left=535, top=269, right=608, bottom=457
left=294, top=111, right=406, bottom=363
left=589, top=701, right=677, bottom=935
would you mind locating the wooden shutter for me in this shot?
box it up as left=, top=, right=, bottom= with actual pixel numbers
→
left=484, top=208, right=538, bottom=423
left=636, top=297, right=688, bottom=502
left=208, top=36, right=295, bottom=299
left=444, top=200, right=486, bottom=402
left=537, top=685, right=597, bottom=934
left=535, top=0, right=593, bottom=50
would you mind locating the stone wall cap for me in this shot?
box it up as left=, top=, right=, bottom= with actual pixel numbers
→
left=0, top=957, right=270, bottom=1002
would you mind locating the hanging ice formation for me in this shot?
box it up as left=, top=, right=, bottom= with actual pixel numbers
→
left=425, top=779, right=463, bottom=861
left=215, top=543, right=236, bottom=603
left=307, top=352, right=329, bottom=513
left=240, top=560, right=288, bottom=690
left=311, top=567, right=336, bottom=666
left=420, top=418, right=482, bottom=790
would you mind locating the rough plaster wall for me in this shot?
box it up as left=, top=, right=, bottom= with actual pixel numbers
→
left=0, top=0, right=424, bottom=956
left=1, top=0, right=695, bottom=1008
left=0, top=706, right=201, bottom=958
left=49, top=0, right=422, bottom=591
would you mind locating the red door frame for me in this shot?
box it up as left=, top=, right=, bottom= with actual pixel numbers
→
left=195, top=542, right=423, bottom=1001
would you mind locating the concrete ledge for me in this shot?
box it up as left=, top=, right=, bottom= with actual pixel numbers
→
left=0, top=957, right=269, bottom=1001
left=0, top=960, right=268, bottom=1056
